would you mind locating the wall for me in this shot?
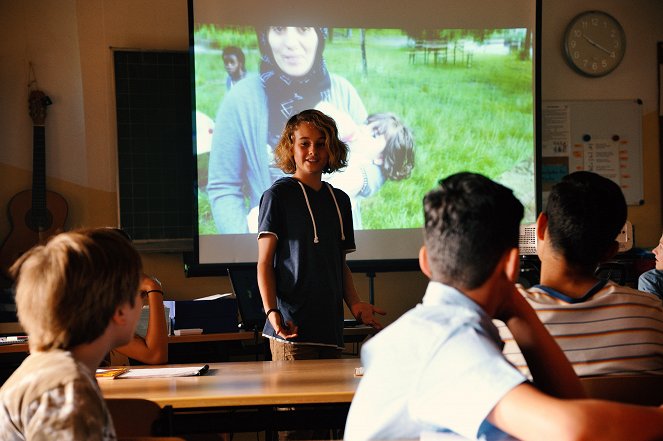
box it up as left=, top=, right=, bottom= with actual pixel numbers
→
left=541, top=0, right=663, bottom=247
left=0, top=0, right=661, bottom=325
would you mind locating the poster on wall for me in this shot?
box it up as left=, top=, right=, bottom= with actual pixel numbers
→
left=541, top=100, right=643, bottom=207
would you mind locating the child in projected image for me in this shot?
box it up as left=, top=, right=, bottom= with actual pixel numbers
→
left=245, top=106, right=415, bottom=232
left=222, top=46, right=247, bottom=90
left=316, top=102, right=415, bottom=228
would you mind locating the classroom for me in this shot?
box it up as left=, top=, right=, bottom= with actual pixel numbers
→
left=0, top=0, right=662, bottom=440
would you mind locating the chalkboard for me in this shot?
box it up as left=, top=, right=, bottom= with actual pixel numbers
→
left=114, top=50, right=194, bottom=251
left=541, top=99, right=643, bottom=206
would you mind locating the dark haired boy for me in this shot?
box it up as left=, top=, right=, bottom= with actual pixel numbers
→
left=344, top=172, right=663, bottom=441
left=500, top=171, right=663, bottom=377
left=222, top=45, right=247, bottom=90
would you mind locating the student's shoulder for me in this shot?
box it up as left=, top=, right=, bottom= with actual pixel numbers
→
left=262, top=178, right=300, bottom=202
left=267, top=177, right=297, bottom=193
left=1, top=351, right=88, bottom=398
left=604, top=281, right=663, bottom=304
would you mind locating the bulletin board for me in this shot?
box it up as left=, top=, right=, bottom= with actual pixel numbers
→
left=541, top=99, right=643, bottom=206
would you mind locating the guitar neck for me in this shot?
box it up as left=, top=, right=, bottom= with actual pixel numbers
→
left=31, top=125, right=47, bottom=228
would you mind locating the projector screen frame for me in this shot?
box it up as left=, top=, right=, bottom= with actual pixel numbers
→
left=186, top=0, right=543, bottom=277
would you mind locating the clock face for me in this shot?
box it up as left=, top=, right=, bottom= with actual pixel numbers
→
left=563, top=11, right=626, bottom=77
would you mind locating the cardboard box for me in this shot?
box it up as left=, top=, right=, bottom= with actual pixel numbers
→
left=173, top=294, right=239, bottom=334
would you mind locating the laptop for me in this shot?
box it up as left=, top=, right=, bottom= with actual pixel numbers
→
left=227, top=268, right=266, bottom=332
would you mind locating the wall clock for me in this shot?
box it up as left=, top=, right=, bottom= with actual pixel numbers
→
left=563, top=10, right=626, bottom=77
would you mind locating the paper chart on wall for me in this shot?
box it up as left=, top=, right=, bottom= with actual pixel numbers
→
left=541, top=100, right=643, bottom=206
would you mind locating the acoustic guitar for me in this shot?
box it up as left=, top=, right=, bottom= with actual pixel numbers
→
left=0, top=90, right=68, bottom=278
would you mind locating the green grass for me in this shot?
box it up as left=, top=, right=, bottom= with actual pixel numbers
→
left=194, top=27, right=534, bottom=232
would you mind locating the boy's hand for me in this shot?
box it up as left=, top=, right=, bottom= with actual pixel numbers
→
left=268, top=310, right=298, bottom=339
left=494, top=284, right=529, bottom=324
left=140, top=274, right=162, bottom=293
left=351, top=301, right=386, bottom=330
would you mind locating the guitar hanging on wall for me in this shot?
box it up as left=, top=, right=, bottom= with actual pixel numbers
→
left=0, top=90, right=68, bottom=277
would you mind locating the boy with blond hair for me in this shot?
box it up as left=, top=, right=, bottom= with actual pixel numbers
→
left=0, top=228, right=144, bottom=440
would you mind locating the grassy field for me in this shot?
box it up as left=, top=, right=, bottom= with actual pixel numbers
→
left=195, top=28, right=535, bottom=234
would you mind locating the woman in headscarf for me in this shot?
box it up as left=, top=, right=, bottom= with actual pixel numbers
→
left=207, top=26, right=367, bottom=233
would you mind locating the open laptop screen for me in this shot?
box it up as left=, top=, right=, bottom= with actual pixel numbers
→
left=227, top=268, right=266, bottom=332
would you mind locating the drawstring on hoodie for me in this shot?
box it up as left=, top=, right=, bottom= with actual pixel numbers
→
left=296, top=181, right=345, bottom=244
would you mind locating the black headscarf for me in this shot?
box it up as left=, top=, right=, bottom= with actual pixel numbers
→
left=257, top=27, right=331, bottom=147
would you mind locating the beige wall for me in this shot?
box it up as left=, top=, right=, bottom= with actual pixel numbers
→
left=0, top=0, right=661, bottom=325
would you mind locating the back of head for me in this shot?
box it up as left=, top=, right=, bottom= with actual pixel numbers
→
left=10, top=228, right=142, bottom=352
left=545, top=171, right=627, bottom=271
left=423, top=172, right=523, bottom=289
left=366, top=113, right=415, bottom=181
left=273, top=108, right=348, bottom=174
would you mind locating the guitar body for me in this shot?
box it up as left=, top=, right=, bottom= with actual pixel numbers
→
left=0, top=190, right=68, bottom=274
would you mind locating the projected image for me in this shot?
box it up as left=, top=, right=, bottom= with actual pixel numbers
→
left=195, top=25, right=535, bottom=236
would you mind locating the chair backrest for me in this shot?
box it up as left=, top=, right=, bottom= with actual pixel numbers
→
left=106, top=398, right=170, bottom=437
left=580, top=374, right=663, bottom=406
left=594, top=261, right=628, bottom=286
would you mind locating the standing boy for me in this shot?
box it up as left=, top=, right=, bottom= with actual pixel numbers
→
left=257, top=109, right=384, bottom=362
left=0, top=228, right=144, bottom=440
left=345, top=172, right=663, bottom=441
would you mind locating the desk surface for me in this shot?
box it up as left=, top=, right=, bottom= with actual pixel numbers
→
left=99, top=358, right=362, bottom=408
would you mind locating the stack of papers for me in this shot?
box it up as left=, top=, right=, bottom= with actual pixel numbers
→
left=96, top=364, right=209, bottom=379
left=0, top=336, right=28, bottom=346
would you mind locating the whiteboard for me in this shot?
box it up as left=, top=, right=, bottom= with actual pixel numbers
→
left=541, top=100, right=643, bottom=205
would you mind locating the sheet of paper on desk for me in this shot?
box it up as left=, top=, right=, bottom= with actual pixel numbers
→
left=116, top=365, right=209, bottom=379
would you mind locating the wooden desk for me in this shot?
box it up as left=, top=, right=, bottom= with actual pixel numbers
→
left=0, top=343, right=28, bottom=354
left=100, top=358, right=361, bottom=408
left=100, top=358, right=362, bottom=435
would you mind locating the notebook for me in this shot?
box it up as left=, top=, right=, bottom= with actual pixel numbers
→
left=227, top=268, right=266, bottom=332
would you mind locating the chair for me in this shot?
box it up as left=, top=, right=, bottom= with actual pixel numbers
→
left=106, top=398, right=172, bottom=437
left=594, top=261, right=628, bottom=286
left=580, top=374, right=663, bottom=406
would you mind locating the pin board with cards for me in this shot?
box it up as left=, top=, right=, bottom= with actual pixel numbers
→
left=541, top=99, right=643, bottom=206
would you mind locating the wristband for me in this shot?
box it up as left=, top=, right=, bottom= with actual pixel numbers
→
left=266, top=308, right=281, bottom=318
left=145, top=289, right=164, bottom=296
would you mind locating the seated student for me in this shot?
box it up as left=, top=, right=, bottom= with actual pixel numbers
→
left=0, top=228, right=144, bottom=439
left=638, top=231, right=663, bottom=302
left=499, top=171, right=663, bottom=377
left=344, top=172, right=663, bottom=441
left=106, top=228, right=168, bottom=365
left=110, top=274, right=169, bottom=365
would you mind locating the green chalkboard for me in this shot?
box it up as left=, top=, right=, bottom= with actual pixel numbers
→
left=114, top=50, right=194, bottom=251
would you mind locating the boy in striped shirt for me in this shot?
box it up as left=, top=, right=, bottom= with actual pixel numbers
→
left=500, top=171, right=663, bottom=377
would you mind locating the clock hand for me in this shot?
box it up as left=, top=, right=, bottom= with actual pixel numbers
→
left=582, top=34, right=612, bottom=55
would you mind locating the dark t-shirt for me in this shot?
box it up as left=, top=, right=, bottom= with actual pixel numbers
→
left=258, top=177, right=355, bottom=347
